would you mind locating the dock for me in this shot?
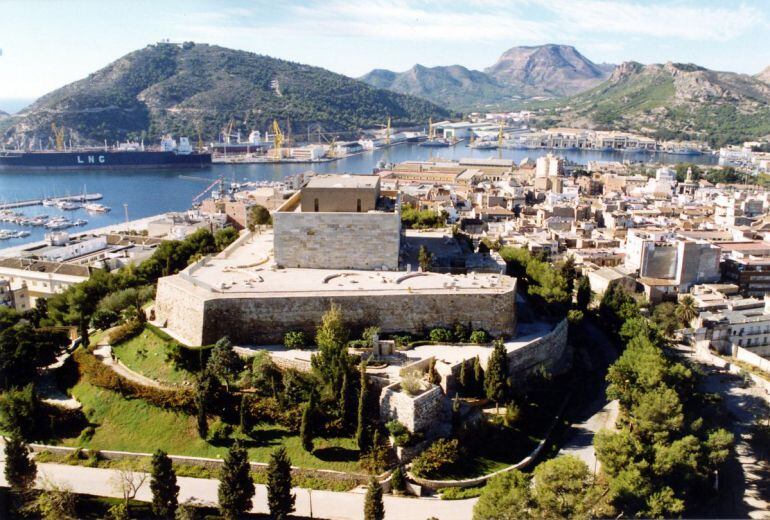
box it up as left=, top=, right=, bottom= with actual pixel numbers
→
left=0, top=193, right=103, bottom=210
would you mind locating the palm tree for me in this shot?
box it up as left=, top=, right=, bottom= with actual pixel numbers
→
left=675, top=295, right=698, bottom=327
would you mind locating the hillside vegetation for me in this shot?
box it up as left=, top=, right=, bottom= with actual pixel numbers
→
left=3, top=42, right=452, bottom=146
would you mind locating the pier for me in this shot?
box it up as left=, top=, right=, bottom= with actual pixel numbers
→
left=0, top=193, right=103, bottom=210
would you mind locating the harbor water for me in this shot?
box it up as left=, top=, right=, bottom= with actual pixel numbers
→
left=0, top=144, right=717, bottom=247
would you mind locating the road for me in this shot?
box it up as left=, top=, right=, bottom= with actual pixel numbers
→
left=674, top=344, right=770, bottom=519
left=0, top=456, right=476, bottom=520
left=559, top=319, right=619, bottom=472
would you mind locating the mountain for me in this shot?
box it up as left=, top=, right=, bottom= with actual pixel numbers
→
left=359, top=64, right=512, bottom=112
left=548, top=61, right=770, bottom=146
left=757, top=66, right=770, bottom=85
left=2, top=43, right=452, bottom=146
left=359, top=44, right=612, bottom=111
left=485, top=44, right=612, bottom=97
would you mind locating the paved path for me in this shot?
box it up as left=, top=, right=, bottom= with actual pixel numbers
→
left=0, top=456, right=476, bottom=520
left=675, top=344, right=770, bottom=519
left=92, top=344, right=170, bottom=390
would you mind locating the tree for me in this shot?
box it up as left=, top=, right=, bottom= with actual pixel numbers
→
left=251, top=350, right=281, bottom=398
left=356, top=363, right=369, bottom=451
left=247, top=204, right=272, bottom=233
left=364, top=476, right=385, bottom=520
left=206, top=337, right=242, bottom=392
left=472, top=355, right=484, bottom=398
left=675, top=295, right=698, bottom=328
left=267, top=447, right=295, bottom=520
left=300, top=399, right=314, bottom=452
left=531, top=455, right=592, bottom=519
left=339, top=370, right=350, bottom=423
left=32, top=477, right=77, bottom=520
left=576, top=275, right=592, bottom=312
left=651, top=302, right=679, bottom=336
left=595, top=429, right=641, bottom=478
left=195, top=370, right=218, bottom=439
left=418, top=245, right=433, bottom=271
left=150, top=449, right=179, bottom=519
left=110, top=461, right=148, bottom=519
left=4, top=433, right=36, bottom=491
left=390, top=466, right=406, bottom=494
left=214, top=227, right=239, bottom=251
left=91, top=308, right=119, bottom=330
left=458, top=360, right=469, bottom=396
left=485, top=339, right=508, bottom=411
left=311, top=304, right=350, bottom=395
left=426, top=358, right=440, bottom=385
left=474, top=470, right=532, bottom=520
left=559, top=255, right=578, bottom=295
left=218, top=442, right=255, bottom=520
left=0, top=384, right=39, bottom=440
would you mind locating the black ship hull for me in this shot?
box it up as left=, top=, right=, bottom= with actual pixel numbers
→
left=0, top=150, right=212, bottom=170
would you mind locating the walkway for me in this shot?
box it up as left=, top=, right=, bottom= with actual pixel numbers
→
left=92, top=344, right=169, bottom=390
left=675, top=344, right=770, bottom=519
left=0, top=452, right=476, bottom=520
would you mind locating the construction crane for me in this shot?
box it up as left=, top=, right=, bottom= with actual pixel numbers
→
left=326, top=135, right=337, bottom=158
left=192, top=177, right=225, bottom=204
left=271, top=119, right=283, bottom=159
left=385, top=116, right=391, bottom=146
left=51, top=123, right=65, bottom=151
left=428, top=117, right=435, bottom=140
left=497, top=121, right=504, bottom=149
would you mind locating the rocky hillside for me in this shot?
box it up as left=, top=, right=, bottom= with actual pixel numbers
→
left=757, top=66, right=770, bottom=85
left=2, top=43, right=452, bottom=146
left=359, top=44, right=612, bottom=111
left=485, top=44, right=613, bottom=97
left=548, top=61, right=770, bottom=146
left=359, top=64, right=511, bottom=112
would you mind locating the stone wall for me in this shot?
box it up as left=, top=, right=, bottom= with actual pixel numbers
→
left=379, top=383, right=444, bottom=433
left=506, top=318, right=569, bottom=379
left=273, top=211, right=401, bottom=270
left=156, top=276, right=517, bottom=345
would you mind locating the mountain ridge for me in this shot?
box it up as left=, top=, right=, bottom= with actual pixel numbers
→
left=2, top=42, right=452, bottom=146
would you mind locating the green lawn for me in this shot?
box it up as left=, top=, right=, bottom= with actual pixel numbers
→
left=112, top=326, right=196, bottom=385
left=65, top=381, right=362, bottom=473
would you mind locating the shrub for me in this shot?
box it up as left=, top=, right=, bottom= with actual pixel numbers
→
left=441, top=486, right=483, bottom=500
left=411, top=439, right=460, bottom=478
left=469, top=330, right=489, bottom=344
left=429, top=328, right=453, bottom=343
left=208, top=420, right=234, bottom=445
left=284, top=331, right=309, bottom=350
left=400, top=371, right=424, bottom=396
left=91, top=308, right=119, bottom=330
left=386, top=420, right=412, bottom=447
left=390, top=466, right=406, bottom=493
left=108, top=320, right=144, bottom=345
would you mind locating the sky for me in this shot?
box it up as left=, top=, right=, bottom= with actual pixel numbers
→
left=1, top=0, right=769, bottom=111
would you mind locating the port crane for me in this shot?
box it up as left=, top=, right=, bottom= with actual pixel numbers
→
left=385, top=116, right=391, bottom=146
left=51, top=123, right=66, bottom=151
left=427, top=118, right=435, bottom=140
left=271, top=119, right=284, bottom=159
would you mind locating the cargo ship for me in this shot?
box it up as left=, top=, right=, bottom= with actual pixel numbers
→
left=0, top=136, right=211, bottom=170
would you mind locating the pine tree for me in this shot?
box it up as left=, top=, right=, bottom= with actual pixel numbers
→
left=300, top=399, right=314, bottom=452
left=560, top=255, right=578, bottom=295
left=4, top=433, right=36, bottom=491
left=364, top=476, right=385, bottom=520
left=356, top=363, right=369, bottom=451
left=267, top=447, right=295, bottom=520
left=473, top=355, right=485, bottom=398
left=485, top=339, right=509, bottom=411
left=218, top=442, right=255, bottom=520
left=150, top=449, right=179, bottom=519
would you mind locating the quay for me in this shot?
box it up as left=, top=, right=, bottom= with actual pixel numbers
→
left=0, top=193, right=103, bottom=210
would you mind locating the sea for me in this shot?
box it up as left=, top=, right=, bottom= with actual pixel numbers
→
left=0, top=144, right=717, bottom=247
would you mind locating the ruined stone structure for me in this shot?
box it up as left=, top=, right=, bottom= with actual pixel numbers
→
left=379, top=383, right=444, bottom=433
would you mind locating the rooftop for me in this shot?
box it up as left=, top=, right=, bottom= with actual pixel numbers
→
left=305, top=174, right=379, bottom=190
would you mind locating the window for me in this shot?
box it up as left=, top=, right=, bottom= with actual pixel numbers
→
left=314, top=198, right=319, bottom=212
left=356, top=199, right=362, bottom=212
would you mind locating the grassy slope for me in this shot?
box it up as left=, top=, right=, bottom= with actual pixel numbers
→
left=111, top=326, right=195, bottom=385
left=66, top=381, right=361, bottom=473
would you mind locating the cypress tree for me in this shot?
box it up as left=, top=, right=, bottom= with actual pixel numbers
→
left=356, top=364, right=369, bottom=451
left=239, top=393, right=251, bottom=434
left=150, top=449, right=179, bottom=519
left=267, top=447, right=295, bottom=520
left=218, top=442, right=255, bottom=520
left=364, top=476, right=385, bottom=520
left=339, top=371, right=349, bottom=422
left=458, top=360, right=469, bottom=396
left=576, top=275, right=592, bottom=312
left=473, top=355, right=485, bottom=398
left=390, top=466, right=406, bottom=494
left=4, top=433, right=36, bottom=491
left=300, top=400, right=314, bottom=453
left=485, top=340, right=509, bottom=411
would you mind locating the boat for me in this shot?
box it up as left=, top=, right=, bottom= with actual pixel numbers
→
left=419, top=138, right=452, bottom=148
left=667, top=147, right=702, bottom=156
left=84, top=203, right=111, bottom=213
left=45, top=217, right=71, bottom=230
left=72, top=219, right=88, bottom=226
left=56, top=201, right=80, bottom=210
left=42, top=198, right=56, bottom=206
left=470, top=141, right=498, bottom=150
left=0, top=136, right=212, bottom=170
